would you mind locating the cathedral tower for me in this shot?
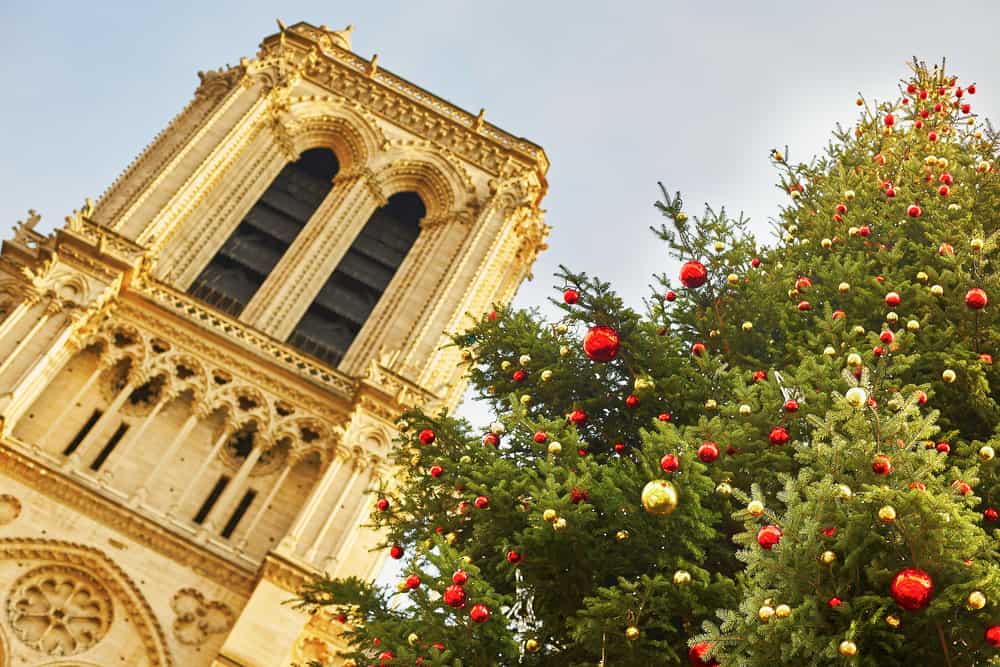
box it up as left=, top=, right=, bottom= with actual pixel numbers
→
left=0, top=22, right=547, bottom=667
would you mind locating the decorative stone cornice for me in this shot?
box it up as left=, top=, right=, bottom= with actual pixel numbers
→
left=260, top=552, right=315, bottom=594
left=0, top=442, right=256, bottom=596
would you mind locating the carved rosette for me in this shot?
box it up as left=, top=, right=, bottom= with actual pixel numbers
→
left=170, top=588, right=233, bottom=646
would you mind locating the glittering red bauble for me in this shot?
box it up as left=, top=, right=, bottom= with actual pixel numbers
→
left=968, top=84, right=977, bottom=94
left=890, top=567, right=934, bottom=610
left=665, top=290, right=678, bottom=301
left=419, top=429, right=436, bottom=445
left=390, top=545, right=404, bottom=559
left=751, top=257, right=761, bottom=268
left=917, top=391, right=928, bottom=405
left=985, top=507, right=999, bottom=522
left=379, top=650, right=395, bottom=663
left=797, top=301, right=811, bottom=311
left=937, top=442, right=951, bottom=455
left=982, top=354, right=994, bottom=365
left=880, top=330, right=894, bottom=344
left=506, top=550, right=522, bottom=564
left=469, top=603, right=490, bottom=623
left=954, top=480, right=972, bottom=495
left=987, top=626, right=1000, bottom=647
left=939, top=243, right=955, bottom=256
left=625, top=394, right=640, bottom=408
left=563, top=289, right=580, bottom=304
left=698, top=441, right=720, bottom=463
left=583, top=325, right=620, bottom=362
left=658, top=412, right=672, bottom=422
left=910, top=481, right=927, bottom=492
left=475, top=495, right=489, bottom=509
left=795, top=276, right=813, bottom=290
left=512, top=369, right=527, bottom=382
left=884, top=114, right=895, bottom=126
left=907, top=204, right=922, bottom=218
left=430, top=465, right=444, bottom=478
left=688, top=642, right=719, bottom=667
left=885, top=292, right=901, bottom=308
left=757, top=525, right=782, bottom=550
left=570, top=487, right=589, bottom=504
left=940, top=172, right=954, bottom=185
left=614, top=442, right=625, bottom=454
left=377, top=498, right=390, bottom=512
left=452, top=570, right=469, bottom=585
left=660, top=454, right=680, bottom=473
left=443, top=584, right=467, bottom=608
left=405, top=574, right=421, bottom=589
left=691, top=342, right=706, bottom=356
left=533, top=431, right=547, bottom=443
left=483, top=433, right=500, bottom=447
left=784, top=399, right=799, bottom=413
left=872, top=455, right=893, bottom=475
left=967, top=288, right=989, bottom=310
left=568, top=409, right=588, bottom=425
left=828, top=596, right=842, bottom=608
left=858, top=224, right=871, bottom=237
left=680, top=260, right=709, bottom=289
left=752, top=370, right=767, bottom=383
left=769, top=426, right=790, bottom=446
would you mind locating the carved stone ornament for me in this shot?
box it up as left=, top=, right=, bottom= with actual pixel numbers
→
left=6, top=565, right=113, bottom=656
left=0, top=494, right=21, bottom=525
left=170, top=588, right=233, bottom=646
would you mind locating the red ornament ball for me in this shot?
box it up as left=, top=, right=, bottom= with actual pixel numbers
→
left=405, top=574, right=421, bottom=589
left=379, top=650, right=395, bottom=664
left=966, top=288, right=988, bottom=310
left=680, top=260, right=709, bottom=289
left=689, top=643, right=720, bottom=667
left=692, top=342, right=706, bottom=357
left=890, top=567, right=934, bottom=610
left=796, top=276, right=813, bottom=290
left=698, top=441, right=720, bottom=463
left=390, top=544, right=404, bottom=559
left=784, top=399, right=799, bottom=412
left=752, top=370, right=767, bottom=383
left=660, top=454, right=680, bottom=473
left=533, top=431, right=548, bottom=443
left=377, top=498, right=390, bottom=512
left=583, top=325, right=620, bottom=362
left=872, top=454, right=893, bottom=476
left=568, top=409, right=588, bottom=426
left=443, top=584, right=467, bottom=608
left=828, top=596, right=842, bottom=608
left=757, top=525, right=782, bottom=550
left=909, top=481, right=927, bottom=492
left=769, top=426, right=790, bottom=446
left=969, top=84, right=977, bottom=94
left=665, top=290, right=678, bottom=301
left=429, top=465, right=444, bottom=478
left=512, top=369, right=527, bottom=382
left=987, top=626, right=1000, bottom=647
left=797, top=301, right=811, bottom=312
left=858, top=224, right=871, bottom=237
left=658, top=412, right=672, bottom=422
left=884, top=114, right=895, bottom=126
left=469, top=603, right=490, bottom=623
left=625, top=394, right=640, bottom=408
left=907, top=204, right=922, bottom=218
left=939, top=243, right=955, bottom=256
left=984, top=507, right=998, bottom=522
left=452, top=569, right=469, bottom=585
left=937, top=442, right=952, bottom=455
left=506, top=550, right=522, bottom=564
left=474, top=495, right=490, bottom=509
left=940, top=172, right=954, bottom=185
left=419, top=429, right=436, bottom=445
left=885, top=292, right=901, bottom=308
left=483, top=433, right=500, bottom=447
left=563, top=289, right=580, bottom=304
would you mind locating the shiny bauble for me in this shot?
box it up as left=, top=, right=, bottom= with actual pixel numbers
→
left=758, top=605, right=775, bottom=622
left=704, top=399, right=718, bottom=411
left=525, top=638, right=540, bottom=653
left=559, top=345, right=570, bottom=357
left=680, top=260, right=709, bottom=289
left=443, top=584, right=467, bottom=608
left=698, top=441, right=720, bottom=463
left=879, top=505, right=897, bottom=523
left=552, top=517, right=568, bottom=531
left=739, top=403, right=752, bottom=416
left=542, top=509, right=558, bottom=523
left=890, top=567, right=934, bottom=610
left=625, top=626, right=640, bottom=641
left=673, top=570, right=692, bottom=586
left=757, top=525, right=782, bottom=550
left=845, top=387, right=868, bottom=408
left=501, top=360, right=512, bottom=371
left=986, top=626, right=1000, bottom=647
left=907, top=319, right=920, bottom=332
left=519, top=354, right=531, bottom=366
left=966, top=288, right=989, bottom=310
left=838, top=640, right=858, bottom=657
left=727, top=273, right=740, bottom=286
left=775, top=603, right=791, bottom=618
left=885, top=614, right=901, bottom=628
left=747, top=500, right=765, bottom=517
left=469, top=603, right=490, bottom=623
left=824, top=345, right=836, bottom=356
left=408, top=632, right=419, bottom=646
left=716, top=482, right=733, bottom=496
left=943, top=369, right=957, bottom=383
left=931, top=284, right=944, bottom=297
left=821, top=550, right=837, bottom=564
left=972, top=238, right=985, bottom=252
left=837, top=484, right=853, bottom=499
left=641, top=480, right=679, bottom=516
left=968, top=591, right=987, bottom=610
left=688, top=642, right=719, bottom=667
left=980, top=446, right=995, bottom=462
left=583, top=325, right=620, bottom=362
left=838, top=281, right=851, bottom=294
left=742, top=321, right=753, bottom=332
left=847, top=353, right=863, bottom=368
left=555, top=322, right=569, bottom=334
left=615, top=529, right=629, bottom=542
left=547, top=442, right=562, bottom=455
left=540, top=369, right=553, bottom=382
left=490, top=421, right=506, bottom=435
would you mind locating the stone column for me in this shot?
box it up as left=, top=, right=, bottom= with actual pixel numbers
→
left=235, top=451, right=299, bottom=553
left=0, top=298, right=35, bottom=343
left=276, top=450, right=348, bottom=556
left=240, top=167, right=388, bottom=339
left=199, top=442, right=265, bottom=539
left=325, top=463, right=384, bottom=571
left=0, top=301, right=56, bottom=378
left=131, top=409, right=202, bottom=506
left=303, top=457, right=369, bottom=565
left=66, top=375, right=139, bottom=471
left=167, top=421, right=234, bottom=517
left=34, top=357, right=106, bottom=448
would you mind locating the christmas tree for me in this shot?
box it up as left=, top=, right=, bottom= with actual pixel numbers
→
left=295, top=60, right=1000, bottom=665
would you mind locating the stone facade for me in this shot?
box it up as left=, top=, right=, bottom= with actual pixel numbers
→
left=0, top=22, right=547, bottom=667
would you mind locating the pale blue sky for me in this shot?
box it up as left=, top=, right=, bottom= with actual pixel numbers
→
left=3, top=1, right=999, bottom=315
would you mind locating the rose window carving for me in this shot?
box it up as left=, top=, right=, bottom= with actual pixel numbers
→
left=6, top=566, right=113, bottom=656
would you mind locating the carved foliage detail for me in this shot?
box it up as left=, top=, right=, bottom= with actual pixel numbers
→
left=169, top=588, right=233, bottom=646
left=6, top=565, right=113, bottom=656
left=0, top=494, right=21, bottom=526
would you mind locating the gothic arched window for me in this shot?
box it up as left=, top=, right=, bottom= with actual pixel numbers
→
left=188, top=148, right=339, bottom=316
left=287, top=192, right=425, bottom=366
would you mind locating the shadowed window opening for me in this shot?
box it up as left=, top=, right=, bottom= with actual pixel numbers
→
left=287, top=192, right=424, bottom=367
left=89, top=423, right=129, bottom=471
left=194, top=476, right=230, bottom=524
left=63, top=409, right=103, bottom=456
left=188, top=148, right=339, bottom=316
left=222, top=489, right=257, bottom=539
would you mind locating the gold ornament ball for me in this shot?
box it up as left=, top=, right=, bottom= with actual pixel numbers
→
left=705, top=399, right=718, bottom=411
left=519, top=354, right=532, bottom=366
left=788, top=289, right=800, bottom=299
left=460, top=349, right=473, bottom=361
left=822, top=237, right=833, bottom=249
left=525, top=639, right=540, bottom=653
left=852, top=325, right=866, bottom=337
left=839, top=282, right=851, bottom=294
left=543, top=509, right=558, bottom=523
left=845, top=387, right=868, bottom=408
left=788, top=225, right=799, bottom=235
left=716, top=482, right=733, bottom=496
left=491, top=421, right=506, bottom=435
left=886, top=311, right=899, bottom=323
left=396, top=581, right=409, bottom=592
left=408, top=632, right=420, bottom=646
left=625, top=626, right=640, bottom=641
left=634, top=377, right=656, bottom=392
left=552, top=517, right=568, bottom=531
left=713, top=241, right=726, bottom=253
left=943, top=369, right=957, bottom=383
left=559, top=345, right=570, bottom=357
left=758, top=605, right=775, bottom=622
left=541, top=369, right=553, bottom=382
left=520, top=394, right=532, bottom=405
left=742, top=321, right=754, bottom=332
left=885, top=614, right=901, bottom=628
left=824, top=346, right=837, bottom=357
left=821, top=550, right=837, bottom=565
left=673, top=570, right=692, bottom=586
left=446, top=532, right=458, bottom=545
left=555, top=323, right=569, bottom=334
left=925, top=155, right=937, bottom=166
left=847, top=353, right=863, bottom=368
left=398, top=419, right=410, bottom=432
left=747, top=500, right=765, bottom=517
left=677, top=212, right=689, bottom=222
left=838, top=484, right=853, bottom=499
left=916, top=271, right=929, bottom=283
left=838, top=640, right=858, bottom=657
left=616, top=529, right=630, bottom=542
left=972, top=238, right=985, bottom=252
left=775, top=604, right=791, bottom=618
left=878, top=505, right=897, bottom=523
left=727, top=273, right=740, bottom=286
left=548, top=442, right=562, bottom=455
left=709, top=328, right=720, bottom=338
left=848, top=226, right=859, bottom=236
left=931, top=284, right=944, bottom=297
left=739, top=404, right=752, bottom=417
left=938, top=157, right=950, bottom=169
left=907, top=320, right=920, bottom=332
left=979, top=446, right=995, bottom=462
left=968, top=591, right=987, bottom=610
left=501, top=360, right=512, bottom=371
left=641, top=479, right=679, bottom=516
left=845, top=189, right=856, bottom=200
